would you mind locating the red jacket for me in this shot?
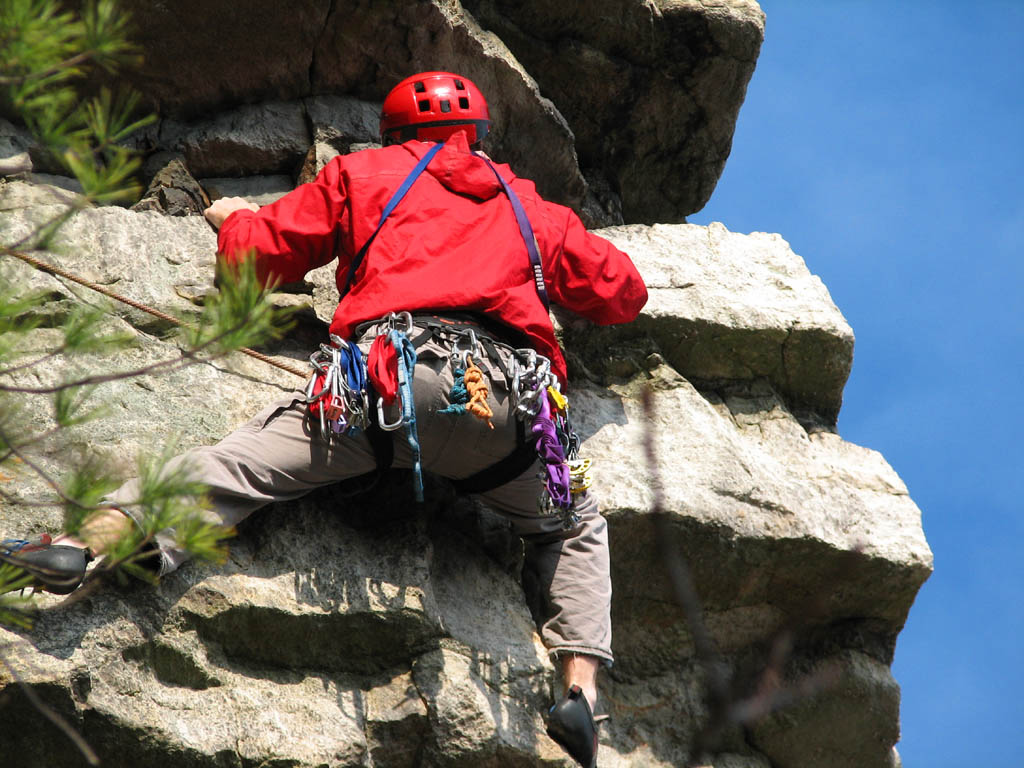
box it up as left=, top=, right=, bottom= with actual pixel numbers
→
left=217, top=132, right=647, bottom=386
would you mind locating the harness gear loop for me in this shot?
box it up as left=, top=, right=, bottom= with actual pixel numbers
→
left=450, top=327, right=479, bottom=366
left=387, top=311, right=414, bottom=334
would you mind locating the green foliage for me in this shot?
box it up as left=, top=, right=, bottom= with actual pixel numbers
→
left=184, top=258, right=295, bottom=356
left=1, top=0, right=152, bottom=204
left=61, top=303, right=135, bottom=355
left=0, top=563, right=36, bottom=630
left=60, top=455, right=121, bottom=532
left=0, top=0, right=289, bottom=632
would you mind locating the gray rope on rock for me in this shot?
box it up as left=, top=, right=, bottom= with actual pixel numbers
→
left=4, top=248, right=308, bottom=379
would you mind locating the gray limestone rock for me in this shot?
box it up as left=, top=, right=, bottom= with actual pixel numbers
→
left=0, top=179, right=929, bottom=767
left=115, top=0, right=329, bottom=118
left=201, top=175, right=296, bottom=206
left=305, top=94, right=383, bottom=149
left=131, top=157, right=210, bottom=216
left=91, top=1, right=760, bottom=224
left=569, top=222, right=856, bottom=423
left=461, top=0, right=766, bottom=223
left=160, top=101, right=312, bottom=179
left=0, top=118, right=33, bottom=177
left=313, top=0, right=589, bottom=217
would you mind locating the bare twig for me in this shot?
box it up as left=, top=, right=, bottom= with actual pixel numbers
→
left=0, top=424, right=81, bottom=506
left=0, top=50, right=96, bottom=86
left=639, top=386, right=846, bottom=764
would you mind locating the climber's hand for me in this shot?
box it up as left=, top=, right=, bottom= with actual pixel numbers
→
left=204, top=197, right=260, bottom=229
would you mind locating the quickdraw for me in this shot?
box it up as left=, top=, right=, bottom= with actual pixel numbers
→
left=388, top=326, right=423, bottom=501
left=305, top=335, right=369, bottom=437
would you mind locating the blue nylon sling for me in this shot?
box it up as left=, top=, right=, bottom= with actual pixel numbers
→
left=339, top=142, right=549, bottom=309
left=339, top=141, right=444, bottom=299
left=481, top=158, right=551, bottom=310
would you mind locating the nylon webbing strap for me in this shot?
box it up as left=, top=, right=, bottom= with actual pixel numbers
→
left=482, top=159, right=551, bottom=310
left=340, top=142, right=444, bottom=299
left=451, top=420, right=534, bottom=495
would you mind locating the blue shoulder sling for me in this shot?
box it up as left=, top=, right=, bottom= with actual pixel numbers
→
left=339, top=143, right=549, bottom=309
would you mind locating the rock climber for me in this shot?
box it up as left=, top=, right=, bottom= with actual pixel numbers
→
left=2, top=71, right=647, bottom=767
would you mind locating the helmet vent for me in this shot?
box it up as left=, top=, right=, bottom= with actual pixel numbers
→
left=458, top=96, right=469, bottom=109
left=414, top=81, right=426, bottom=93
left=418, top=99, right=431, bottom=112
left=454, top=79, right=465, bottom=90
left=440, top=99, right=451, bottom=113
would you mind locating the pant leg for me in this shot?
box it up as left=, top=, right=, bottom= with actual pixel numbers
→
left=387, top=332, right=614, bottom=663
left=477, top=474, right=613, bottom=665
left=107, top=391, right=379, bottom=575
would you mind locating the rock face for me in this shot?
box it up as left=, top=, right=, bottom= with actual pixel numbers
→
left=66, top=0, right=762, bottom=227
left=0, top=2, right=932, bottom=767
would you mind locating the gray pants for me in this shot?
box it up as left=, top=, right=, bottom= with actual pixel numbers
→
left=111, top=324, right=613, bottom=663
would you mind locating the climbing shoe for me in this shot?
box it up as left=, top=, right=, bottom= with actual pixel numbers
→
left=0, top=536, right=92, bottom=595
left=546, top=684, right=599, bottom=768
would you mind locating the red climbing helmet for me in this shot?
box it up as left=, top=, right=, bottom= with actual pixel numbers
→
left=380, top=72, right=490, bottom=145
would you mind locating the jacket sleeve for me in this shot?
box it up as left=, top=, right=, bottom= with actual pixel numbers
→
left=216, top=159, right=349, bottom=286
left=546, top=206, right=648, bottom=325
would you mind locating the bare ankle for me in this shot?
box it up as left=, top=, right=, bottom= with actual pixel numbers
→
left=560, top=653, right=600, bottom=709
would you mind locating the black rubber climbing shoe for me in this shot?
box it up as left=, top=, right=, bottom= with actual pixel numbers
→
left=546, top=684, right=599, bottom=768
left=1, top=537, right=92, bottom=595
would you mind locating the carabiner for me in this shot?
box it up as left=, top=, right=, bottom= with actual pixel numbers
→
left=451, top=328, right=478, bottom=367
left=387, top=311, right=414, bottom=334
left=377, top=394, right=406, bottom=431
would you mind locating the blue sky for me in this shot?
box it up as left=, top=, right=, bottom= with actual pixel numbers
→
left=688, top=2, right=1024, bottom=765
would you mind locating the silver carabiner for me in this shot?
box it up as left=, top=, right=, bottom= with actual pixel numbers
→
left=451, top=328, right=478, bottom=366
left=377, top=394, right=405, bottom=431
left=387, top=311, right=414, bottom=334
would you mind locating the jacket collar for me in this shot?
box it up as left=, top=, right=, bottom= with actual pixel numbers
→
left=403, top=132, right=510, bottom=201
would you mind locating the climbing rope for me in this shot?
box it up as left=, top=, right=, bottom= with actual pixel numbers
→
left=4, top=247, right=308, bottom=379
